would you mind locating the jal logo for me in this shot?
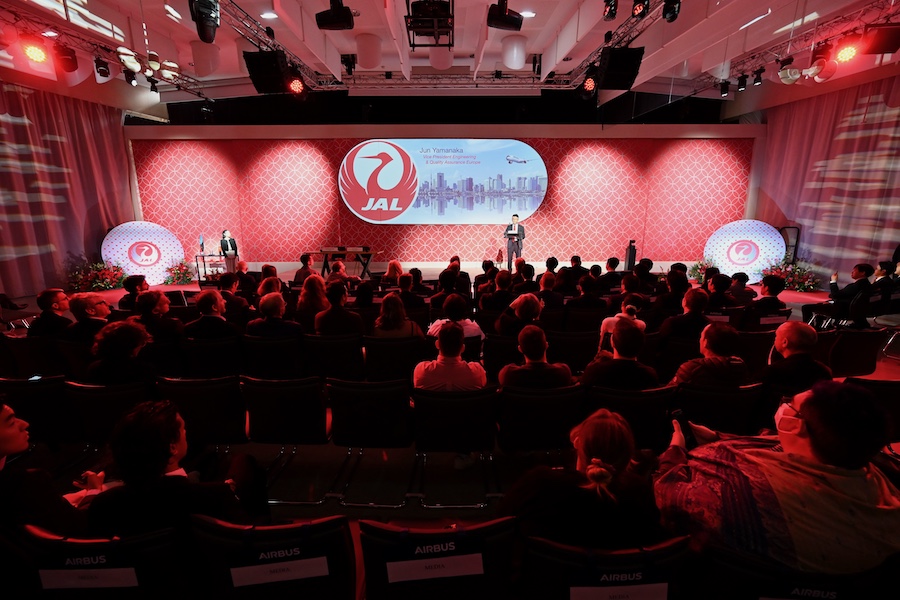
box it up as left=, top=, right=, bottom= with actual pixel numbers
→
left=727, top=240, right=759, bottom=266
left=128, top=241, right=161, bottom=266
left=339, top=140, right=418, bottom=222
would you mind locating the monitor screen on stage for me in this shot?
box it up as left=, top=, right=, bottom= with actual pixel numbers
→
left=338, top=139, right=547, bottom=225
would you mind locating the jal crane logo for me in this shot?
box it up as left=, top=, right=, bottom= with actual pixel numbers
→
left=339, top=140, right=418, bottom=223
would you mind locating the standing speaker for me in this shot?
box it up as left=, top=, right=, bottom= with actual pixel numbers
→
left=243, top=50, right=291, bottom=93
left=595, top=47, right=645, bottom=90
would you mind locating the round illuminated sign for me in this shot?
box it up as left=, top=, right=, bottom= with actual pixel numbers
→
left=704, top=220, right=786, bottom=283
left=101, top=221, right=186, bottom=285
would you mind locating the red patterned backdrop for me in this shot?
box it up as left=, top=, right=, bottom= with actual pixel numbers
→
left=132, top=137, right=753, bottom=266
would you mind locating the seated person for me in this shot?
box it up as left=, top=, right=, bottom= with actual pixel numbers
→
left=728, top=272, right=758, bottom=306
left=61, top=292, right=111, bottom=346
left=495, top=293, right=542, bottom=337
left=512, top=263, right=540, bottom=295
left=426, top=293, right=484, bottom=340
left=315, top=281, right=364, bottom=335
left=245, top=292, right=304, bottom=338
left=655, top=381, right=900, bottom=573
left=372, top=292, right=424, bottom=338
left=581, top=319, right=658, bottom=390
left=566, top=275, right=608, bottom=315
left=348, top=280, right=376, bottom=309
left=761, top=321, right=832, bottom=397
left=499, top=325, right=574, bottom=388
left=296, top=274, right=329, bottom=333
left=600, top=293, right=646, bottom=351
left=408, top=267, right=432, bottom=295
left=745, top=274, right=787, bottom=316
left=800, top=263, right=874, bottom=328
left=872, top=260, right=896, bottom=300
left=657, top=288, right=711, bottom=348
left=669, top=322, right=750, bottom=388
left=381, top=259, right=403, bottom=288
left=292, top=253, right=315, bottom=286
left=413, top=321, right=486, bottom=391
left=606, top=274, right=648, bottom=317
left=699, top=267, right=720, bottom=294
left=397, top=273, right=427, bottom=311
left=429, top=268, right=462, bottom=313
left=479, top=270, right=515, bottom=312
left=595, top=257, right=623, bottom=292
left=130, top=291, right=185, bottom=343
left=325, top=260, right=361, bottom=287
left=534, top=257, right=557, bottom=287
left=183, top=290, right=241, bottom=340
left=118, top=274, right=149, bottom=311
left=536, top=272, right=565, bottom=309
left=496, top=408, right=666, bottom=548
left=218, top=272, right=254, bottom=329
left=27, top=288, right=72, bottom=338
left=88, top=400, right=257, bottom=537
left=84, top=320, right=156, bottom=388
left=706, top=274, right=739, bottom=312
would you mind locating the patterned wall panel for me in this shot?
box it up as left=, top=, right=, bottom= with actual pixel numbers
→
left=132, top=137, right=753, bottom=266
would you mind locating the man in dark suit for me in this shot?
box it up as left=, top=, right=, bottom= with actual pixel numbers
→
left=498, top=325, right=573, bottom=388
left=503, top=214, right=525, bottom=271
left=315, top=282, right=364, bottom=335
left=184, top=290, right=241, bottom=339
left=398, top=273, right=427, bottom=311
left=761, top=321, right=832, bottom=397
left=595, top=257, right=623, bottom=292
left=580, top=318, right=658, bottom=390
left=27, top=288, right=72, bottom=338
left=746, top=275, right=787, bottom=315
left=292, top=253, right=315, bottom=286
left=246, top=292, right=304, bottom=338
left=61, top=292, right=110, bottom=345
left=220, top=229, right=238, bottom=273
left=218, top=273, right=253, bottom=329
left=800, top=263, right=874, bottom=327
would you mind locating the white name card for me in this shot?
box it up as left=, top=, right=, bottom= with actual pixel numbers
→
left=386, top=553, right=484, bottom=583
left=39, top=568, right=138, bottom=589
left=570, top=582, right=668, bottom=600
left=230, top=556, right=329, bottom=588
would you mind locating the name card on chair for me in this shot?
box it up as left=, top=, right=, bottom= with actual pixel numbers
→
left=386, top=553, right=484, bottom=583
left=39, top=568, right=139, bottom=589
left=571, top=582, right=668, bottom=600
left=230, top=556, right=329, bottom=587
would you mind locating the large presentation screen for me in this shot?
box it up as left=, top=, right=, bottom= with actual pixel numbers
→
left=338, top=139, right=547, bottom=225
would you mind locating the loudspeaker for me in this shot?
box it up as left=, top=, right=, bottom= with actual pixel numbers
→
left=864, top=24, right=900, bottom=54
left=594, top=47, right=645, bottom=90
left=243, top=50, right=291, bottom=94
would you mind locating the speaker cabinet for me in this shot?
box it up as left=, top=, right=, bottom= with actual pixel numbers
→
left=243, top=50, right=291, bottom=94
left=595, top=47, right=645, bottom=90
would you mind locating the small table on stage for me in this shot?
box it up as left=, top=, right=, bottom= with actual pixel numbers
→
left=313, top=247, right=377, bottom=279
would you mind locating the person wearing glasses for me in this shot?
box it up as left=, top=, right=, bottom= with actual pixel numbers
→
left=61, top=292, right=111, bottom=346
left=654, top=380, right=900, bottom=574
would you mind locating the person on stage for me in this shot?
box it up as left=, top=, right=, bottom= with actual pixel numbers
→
left=503, top=214, right=525, bottom=270
left=220, top=229, right=238, bottom=273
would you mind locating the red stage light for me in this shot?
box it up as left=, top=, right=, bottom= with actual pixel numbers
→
left=288, top=77, right=305, bottom=94
left=21, top=38, right=48, bottom=63
left=583, top=76, right=596, bottom=93
left=835, top=43, right=857, bottom=63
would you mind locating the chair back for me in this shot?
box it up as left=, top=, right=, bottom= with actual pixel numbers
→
left=742, top=308, right=792, bottom=332
left=564, top=307, right=605, bottom=332
left=496, top=385, right=585, bottom=453
left=190, top=514, right=356, bottom=598
left=517, top=534, right=692, bottom=600
left=240, top=335, right=307, bottom=379
left=64, top=381, right=153, bottom=447
left=363, top=335, right=431, bottom=382
left=585, top=386, right=676, bottom=454
left=545, top=330, right=600, bottom=375
left=55, top=339, right=94, bottom=381
left=326, top=378, right=413, bottom=448
left=537, top=307, right=566, bottom=332
left=358, top=517, right=517, bottom=600
left=828, top=328, right=890, bottom=378
left=654, top=337, right=701, bottom=382
left=734, top=330, right=776, bottom=380
left=482, top=334, right=522, bottom=383
left=411, top=386, right=501, bottom=453
left=673, top=383, right=766, bottom=436
left=303, top=334, right=364, bottom=381
left=156, top=376, right=248, bottom=448
left=241, top=376, right=329, bottom=445
left=0, top=335, right=62, bottom=378
left=181, top=337, right=242, bottom=378
left=473, top=309, right=501, bottom=335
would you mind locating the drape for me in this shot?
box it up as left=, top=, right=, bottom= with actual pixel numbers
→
left=0, top=83, right=135, bottom=297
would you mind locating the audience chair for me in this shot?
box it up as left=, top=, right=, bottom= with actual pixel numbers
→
left=349, top=306, right=379, bottom=336
left=810, top=328, right=839, bottom=366
left=138, top=341, right=186, bottom=378
left=673, top=383, right=767, bottom=436
left=564, top=307, right=605, bottom=333
left=584, top=386, right=676, bottom=454
left=496, top=384, right=585, bottom=457
left=734, top=330, right=776, bottom=380
left=545, top=330, right=600, bottom=375
left=705, top=306, right=744, bottom=327
left=163, top=290, right=188, bottom=307
left=240, top=376, right=330, bottom=504
left=482, top=334, right=522, bottom=383
left=363, top=335, right=431, bottom=382
left=827, top=327, right=890, bottom=378
left=473, top=309, right=501, bottom=335
left=0, top=375, right=70, bottom=448
left=653, top=337, right=701, bottom=383
left=325, top=378, right=414, bottom=508
left=240, top=335, right=307, bottom=379
left=181, top=336, right=242, bottom=378
left=64, top=381, right=153, bottom=449
left=358, top=517, right=517, bottom=600
left=536, top=307, right=566, bottom=332
left=167, top=305, right=200, bottom=323
left=0, top=335, right=62, bottom=378
left=303, top=334, right=365, bottom=381
left=406, top=307, right=431, bottom=334
left=516, top=534, right=692, bottom=600
left=54, top=339, right=93, bottom=381
left=156, top=376, right=248, bottom=451
left=410, top=386, right=502, bottom=508
left=106, top=309, right=133, bottom=323
left=190, top=514, right=356, bottom=599
left=844, top=377, right=900, bottom=440
left=741, top=307, right=792, bottom=332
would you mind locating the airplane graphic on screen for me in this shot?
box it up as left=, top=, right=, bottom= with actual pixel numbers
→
left=505, top=155, right=535, bottom=164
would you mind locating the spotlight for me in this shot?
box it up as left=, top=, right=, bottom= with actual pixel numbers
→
left=737, top=74, right=748, bottom=92
left=94, top=57, right=110, bottom=77
left=53, top=44, right=78, bottom=72
left=189, top=0, right=220, bottom=43
left=341, top=54, right=356, bottom=76
left=288, top=77, right=304, bottom=94
left=580, top=66, right=600, bottom=100
left=124, top=70, right=137, bottom=86
left=146, top=51, right=161, bottom=71
left=117, top=46, right=142, bottom=73
left=603, top=0, right=617, bottom=21
left=632, top=0, right=649, bottom=20
left=147, top=76, right=159, bottom=93
left=752, top=68, right=765, bottom=85
left=316, top=0, right=355, bottom=30
left=835, top=35, right=860, bottom=63
left=487, top=0, right=523, bottom=31
left=21, top=37, right=48, bottom=63
left=160, top=60, right=180, bottom=80
left=720, top=80, right=730, bottom=97
left=662, top=0, right=681, bottom=22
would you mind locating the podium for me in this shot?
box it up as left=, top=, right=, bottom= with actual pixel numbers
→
left=195, top=254, right=226, bottom=282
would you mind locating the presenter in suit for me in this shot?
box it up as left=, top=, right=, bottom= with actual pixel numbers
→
left=503, top=214, right=525, bottom=271
left=220, top=229, right=238, bottom=273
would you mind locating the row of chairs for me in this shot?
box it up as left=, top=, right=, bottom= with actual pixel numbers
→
left=8, top=513, right=894, bottom=600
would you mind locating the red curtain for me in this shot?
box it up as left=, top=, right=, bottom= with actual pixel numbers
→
left=757, top=76, right=900, bottom=276
left=0, top=84, right=135, bottom=297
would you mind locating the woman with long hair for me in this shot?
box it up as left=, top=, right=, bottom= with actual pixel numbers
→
left=295, top=274, right=329, bottom=332
left=372, top=292, right=424, bottom=338
left=382, top=259, right=403, bottom=287
left=496, top=408, right=665, bottom=548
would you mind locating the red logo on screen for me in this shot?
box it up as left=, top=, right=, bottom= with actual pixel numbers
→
left=339, top=140, right=418, bottom=222
left=128, top=241, right=161, bottom=266
left=727, top=240, right=759, bottom=266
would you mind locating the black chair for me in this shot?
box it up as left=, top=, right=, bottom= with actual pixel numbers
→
left=240, top=335, right=307, bottom=379
left=190, top=514, right=356, bottom=599
left=363, top=335, right=431, bottom=382
left=537, top=307, right=566, bottom=332
left=584, top=386, right=677, bottom=454
left=358, top=517, right=517, bottom=600
left=545, top=330, right=600, bottom=375
left=827, top=327, right=890, bottom=378
left=349, top=306, right=379, bottom=335
left=64, top=380, right=153, bottom=448
left=496, top=384, right=585, bottom=456
left=410, top=386, right=502, bottom=508
left=564, top=307, right=605, bottom=332
left=517, top=534, right=693, bottom=600
left=240, top=376, right=330, bottom=504
left=482, top=334, right=521, bottom=383
left=325, top=378, right=414, bottom=507
left=473, top=309, right=501, bottom=335
left=54, top=338, right=93, bottom=381
left=810, top=329, right=840, bottom=366
left=844, top=377, right=900, bottom=439
left=0, top=375, right=71, bottom=448
left=406, top=307, right=431, bottom=334
left=0, top=335, right=62, bottom=378
left=181, top=337, right=242, bottom=378
left=734, top=330, right=776, bottom=380
left=672, top=383, right=767, bottom=436
left=156, top=376, right=248, bottom=450
left=654, top=337, right=701, bottom=383
left=303, top=334, right=364, bottom=381
left=741, top=307, right=792, bottom=332
left=705, top=306, right=744, bottom=327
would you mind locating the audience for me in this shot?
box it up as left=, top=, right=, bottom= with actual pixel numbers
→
left=499, top=325, right=573, bottom=388
left=315, top=281, right=364, bottom=335
left=655, top=381, right=900, bottom=573
left=27, top=288, right=72, bottom=338
left=565, top=275, right=607, bottom=312
left=657, top=288, right=711, bottom=348
left=325, top=260, right=361, bottom=288
left=245, top=292, right=304, bottom=338
left=348, top=280, right=376, bottom=309
left=535, top=256, right=558, bottom=286
left=413, top=321, right=486, bottom=391
left=479, top=270, right=515, bottom=312
left=761, top=321, right=832, bottom=396
left=669, top=322, right=749, bottom=387
left=746, top=274, right=787, bottom=316
left=580, top=319, right=659, bottom=390
left=183, top=290, right=241, bottom=339
left=292, top=253, right=315, bottom=286
left=372, top=293, right=424, bottom=338
left=706, top=273, right=739, bottom=312
left=382, top=259, right=403, bottom=287
left=600, top=293, right=646, bottom=351
left=61, top=292, right=111, bottom=345
left=130, top=291, right=185, bottom=343
left=536, top=271, right=564, bottom=309
left=512, top=263, right=540, bottom=295
left=218, top=272, right=253, bottom=328
left=473, top=260, right=497, bottom=290
left=728, top=272, right=758, bottom=305
left=118, top=274, right=149, bottom=311
left=495, top=293, right=542, bottom=337
left=296, top=274, right=329, bottom=332
left=84, top=320, right=155, bottom=387
left=429, top=268, right=462, bottom=312
left=801, top=263, right=874, bottom=328
left=595, top=256, right=622, bottom=291
left=426, top=293, right=484, bottom=339
left=397, top=272, right=427, bottom=311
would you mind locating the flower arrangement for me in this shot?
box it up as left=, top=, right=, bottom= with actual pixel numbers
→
left=164, top=259, right=195, bottom=285
left=762, top=259, right=821, bottom=292
left=688, top=258, right=716, bottom=282
left=65, top=255, right=127, bottom=291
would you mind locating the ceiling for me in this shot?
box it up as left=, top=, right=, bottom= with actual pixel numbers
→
left=0, top=0, right=898, bottom=121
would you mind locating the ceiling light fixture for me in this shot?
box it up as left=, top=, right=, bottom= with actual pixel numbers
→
left=146, top=51, right=161, bottom=71
left=316, top=0, right=355, bottom=30
left=736, top=73, right=748, bottom=91
left=53, top=44, right=78, bottom=72
left=21, top=37, right=48, bottom=63
left=147, top=76, right=159, bottom=93
left=117, top=46, right=142, bottom=72
left=94, top=57, right=110, bottom=77
left=632, top=0, right=649, bottom=20
left=835, top=35, right=861, bottom=62
left=752, top=68, right=765, bottom=85
left=603, top=0, right=617, bottom=21
left=720, top=80, right=730, bottom=97
left=662, top=0, right=681, bottom=23
left=777, top=58, right=801, bottom=84
left=189, top=0, right=220, bottom=43
left=159, top=60, right=180, bottom=80
left=124, top=70, right=137, bottom=86
left=487, top=0, right=523, bottom=31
